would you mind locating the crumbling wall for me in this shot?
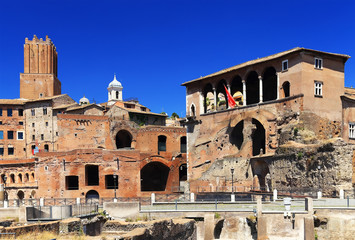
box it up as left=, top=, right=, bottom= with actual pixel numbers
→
left=270, top=138, right=353, bottom=196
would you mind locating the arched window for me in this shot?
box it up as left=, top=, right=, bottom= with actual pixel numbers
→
left=116, top=91, right=119, bottom=99
left=115, top=130, right=132, bottom=149
left=10, top=173, right=15, bottom=183
left=190, top=104, right=196, bottom=117
left=25, top=173, right=29, bottom=182
left=203, top=84, right=214, bottom=113
left=262, top=67, right=277, bottom=102
left=231, top=76, right=243, bottom=106
left=216, top=80, right=228, bottom=110
left=158, top=135, right=167, bottom=152
left=252, top=119, right=266, bottom=156
left=246, top=71, right=260, bottom=105
left=230, top=120, right=244, bottom=150
left=141, top=162, right=170, bottom=191
left=282, top=81, right=290, bottom=98
left=18, top=173, right=22, bottom=183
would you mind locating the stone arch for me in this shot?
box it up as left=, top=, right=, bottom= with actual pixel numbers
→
left=216, top=80, right=228, bottom=110
left=251, top=160, right=270, bottom=190
left=262, top=67, right=277, bottom=102
left=31, top=172, right=35, bottom=182
left=140, top=162, right=170, bottom=191
left=246, top=71, right=259, bottom=105
left=17, top=190, right=24, bottom=200
left=282, top=81, right=290, bottom=98
left=18, top=173, right=23, bottom=183
left=86, top=190, right=99, bottom=200
left=231, top=75, right=243, bottom=106
left=230, top=120, right=244, bottom=150
left=214, top=219, right=225, bottom=239
left=10, top=173, right=15, bottom=183
left=115, top=130, right=132, bottom=149
left=203, top=83, right=214, bottom=113
left=252, top=118, right=265, bottom=156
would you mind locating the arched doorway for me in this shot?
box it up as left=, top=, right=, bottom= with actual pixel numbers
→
left=252, top=119, right=265, bottom=156
left=282, top=81, right=290, bottom=98
left=251, top=160, right=270, bottom=190
left=86, top=190, right=99, bottom=203
left=115, top=130, right=132, bottom=149
left=179, top=164, right=187, bottom=181
left=141, top=162, right=170, bottom=191
left=203, top=84, right=214, bottom=113
left=17, top=190, right=24, bottom=200
left=262, top=67, right=277, bottom=101
left=246, top=71, right=259, bottom=105
left=230, top=120, right=244, bottom=150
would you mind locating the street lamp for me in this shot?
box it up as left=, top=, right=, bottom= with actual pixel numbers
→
left=113, top=174, right=117, bottom=200
left=3, top=175, right=7, bottom=201
left=231, top=168, right=235, bottom=194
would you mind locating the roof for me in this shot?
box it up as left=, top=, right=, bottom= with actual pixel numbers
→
left=25, top=94, right=69, bottom=103
left=0, top=99, right=26, bottom=105
left=53, top=103, right=78, bottom=110
left=181, top=47, right=351, bottom=86
left=126, top=108, right=166, bottom=117
left=66, top=103, right=104, bottom=112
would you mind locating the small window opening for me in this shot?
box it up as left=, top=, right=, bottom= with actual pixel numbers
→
left=158, top=135, right=167, bottom=152
left=66, top=176, right=79, bottom=190
left=85, top=165, right=99, bottom=186
left=7, top=109, right=13, bottom=117
left=105, top=175, right=118, bottom=189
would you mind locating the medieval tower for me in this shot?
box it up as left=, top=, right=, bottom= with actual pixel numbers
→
left=20, top=35, right=61, bottom=99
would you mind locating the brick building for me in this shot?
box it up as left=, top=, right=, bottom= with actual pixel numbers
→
left=182, top=48, right=355, bottom=196
left=0, top=36, right=187, bottom=200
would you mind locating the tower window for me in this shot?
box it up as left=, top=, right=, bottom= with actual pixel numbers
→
left=282, top=60, right=288, bottom=71
left=315, top=58, right=323, bottom=69
left=116, top=91, right=119, bottom=99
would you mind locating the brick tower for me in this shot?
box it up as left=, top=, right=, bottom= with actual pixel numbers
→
left=20, top=35, right=61, bottom=99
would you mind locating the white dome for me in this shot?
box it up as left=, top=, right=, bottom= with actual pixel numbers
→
left=79, top=96, right=89, bottom=105
left=108, top=74, right=122, bottom=88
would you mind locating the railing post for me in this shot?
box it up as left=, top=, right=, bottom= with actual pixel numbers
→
left=175, top=200, right=177, bottom=210
left=347, top=196, right=350, bottom=208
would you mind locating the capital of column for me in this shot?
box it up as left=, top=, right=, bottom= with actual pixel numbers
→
left=242, top=80, right=246, bottom=84
left=258, top=76, right=263, bottom=80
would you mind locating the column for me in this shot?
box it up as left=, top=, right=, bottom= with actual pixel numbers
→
left=213, top=87, right=217, bottom=111
left=259, top=76, right=263, bottom=103
left=242, top=80, right=247, bottom=106
left=276, top=72, right=280, bottom=100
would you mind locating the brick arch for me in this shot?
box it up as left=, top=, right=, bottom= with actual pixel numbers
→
left=140, top=156, right=172, bottom=169
left=111, top=122, right=138, bottom=150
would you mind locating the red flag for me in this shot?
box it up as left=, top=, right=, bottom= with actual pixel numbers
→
left=224, top=85, right=236, bottom=108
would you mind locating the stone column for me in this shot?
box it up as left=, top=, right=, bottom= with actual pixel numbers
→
left=242, top=80, right=247, bottom=106
left=276, top=72, right=280, bottom=99
left=259, top=76, right=263, bottom=103
left=213, top=87, right=217, bottom=110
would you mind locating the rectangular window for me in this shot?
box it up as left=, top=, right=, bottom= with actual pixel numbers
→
left=7, top=109, right=12, bottom=117
left=0, top=109, right=2, bottom=116
left=32, top=135, right=35, bottom=141
left=0, top=121, right=2, bottom=125
left=32, top=123, right=35, bottom=127
left=0, top=147, right=3, bottom=155
left=282, top=60, right=288, bottom=71
left=41, top=134, right=44, bottom=140
left=43, top=107, right=47, bottom=115
left=8, top=131, right=14, bottom=140
left=105, top=175, right=118, bottom=189
left=18, top=109, right=23, bottom=116
left=46, top=122, right=48, bottom=127
left=350, top=123, right=355, bottom=139
left=19, top=121, right=23, bottom=125
left=31, top=109, right=35, bottom=116
left=65, top=176, right=79, bottom=190
left=314, top=81, right=323, bottom=97
left=8, top=147, right=14, bottom=155
left=0, top=131, right=3, bottom=139
left=17, top=131, right=24, bottom=140
left=315, top=58, right=323, bottom=69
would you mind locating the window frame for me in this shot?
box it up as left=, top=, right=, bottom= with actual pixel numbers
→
left=17, top=131, right=24, bottom=140
left=8, top=146, right=14, bottom=155
left=314, top=81, right=323, bottom=97
left=349, top=122, right=355, bottom=139
left=315, top=57, right=323, bottom=69
left=282, top=60, right=288, bottom=71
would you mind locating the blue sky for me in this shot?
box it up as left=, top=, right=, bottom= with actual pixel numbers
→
left=0, top=0, right=354, bottom=117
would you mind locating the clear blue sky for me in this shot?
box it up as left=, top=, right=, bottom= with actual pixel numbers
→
left=0, top=0, right=354, bottom=117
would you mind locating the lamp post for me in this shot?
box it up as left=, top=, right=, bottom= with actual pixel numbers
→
left=113, top=174, right=117, bottom=201
left=231, top=168, right=235, bottom=194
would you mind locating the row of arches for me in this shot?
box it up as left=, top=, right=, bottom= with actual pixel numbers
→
left=1, top=172, right=35, bottom=184
left=115, top=130, right=187, bottom=153
left=200, top=67, right=290, bottom=114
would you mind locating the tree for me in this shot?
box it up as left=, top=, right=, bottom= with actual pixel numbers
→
left=171, top=112, right=180, bottom=119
